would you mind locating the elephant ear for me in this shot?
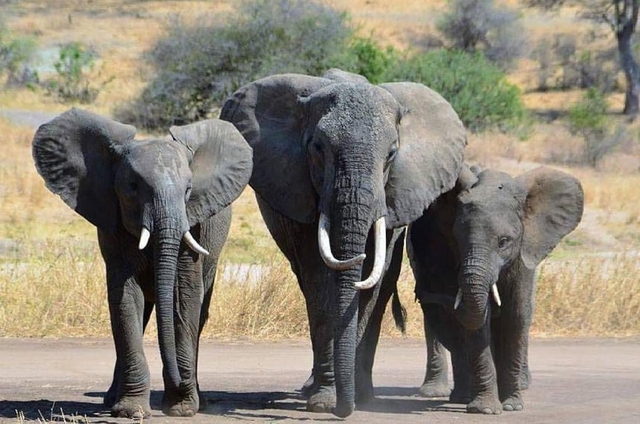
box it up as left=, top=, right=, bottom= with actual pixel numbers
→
left=516, top=166, right=584, bottom=269
left=220, top=74, right=332, bottom=223
left=380, top=82, right=467, bottom=227
left=32, top=108, right=136, bottom=233
left=169, top=119, right=253, bottom=226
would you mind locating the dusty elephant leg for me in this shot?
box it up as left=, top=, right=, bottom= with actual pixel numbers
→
left=161, top=240, right=205, bottom=417
left=106, top=275, right=151, bottom=418
left=448, top=346, right=471, bottom=403
left=465, top=323, right=501, bottom=415
left=355, top=228, right=404, bottom=404
left=255, top=195, right=335, bottom=413
left=105, top=301, right=153, bottom=408
left=419, top=322, right=451, bottom=398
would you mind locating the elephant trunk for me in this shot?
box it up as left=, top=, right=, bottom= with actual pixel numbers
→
left=454, top=250, right=495, bottom=330
left=154, top=222, right=183, bottom=393
left=331, top=183, right=376, bottom=418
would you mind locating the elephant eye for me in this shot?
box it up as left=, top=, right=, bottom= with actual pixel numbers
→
left=185, top=183, right=192, bottom=201
left=387, top=144, right=398, bottom=163
left=498, top=236, right=511, bottom=249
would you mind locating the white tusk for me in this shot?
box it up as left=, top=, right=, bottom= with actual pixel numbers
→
left=318, top=213, right=366, bottom=270
left=454, top=288, right=462, bottom=310
left=138, top=227, right=151, bottom=250
left=354, top=217, right=387, bottom=290
left=183, top=231, right=210, bottom=256
left=491, top=283, right=502, bottom=307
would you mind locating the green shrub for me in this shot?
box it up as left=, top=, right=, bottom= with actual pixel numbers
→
left=334, top=37, right=397, bottom=84
left=437, top=0, right=527, bottom=71
left=116, top=0, right=354, bottom=129
left=44, top=42, right=108, bottom=104
left=568, top=88, right=622, bottom=167
left=385, top=49, right=526, bottom=132
left=0, top=17, right=39, bottom=87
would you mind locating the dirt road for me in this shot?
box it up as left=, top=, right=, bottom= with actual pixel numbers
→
left=0, top=337, right=638, bottom=423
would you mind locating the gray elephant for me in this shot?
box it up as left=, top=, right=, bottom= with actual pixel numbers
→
left=407, top=165, right=584, bottom=414
left=220, top=69, right=467, bottom=417
left=32, top=108, right=252, bottom=418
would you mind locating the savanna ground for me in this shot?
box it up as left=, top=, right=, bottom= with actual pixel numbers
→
left=0, top=0, right=639, bottom=421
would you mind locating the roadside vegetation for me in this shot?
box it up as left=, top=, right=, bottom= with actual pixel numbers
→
left=0, top=0, right=639, bottom=339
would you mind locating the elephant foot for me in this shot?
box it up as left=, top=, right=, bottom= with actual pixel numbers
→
left=307, top=385, right=336, bottom=413
left=502, top=394, right=524, bottom=412
left=111, top=395, right=151, bottom=419
left=162, top=388, right=199, bottom=417
left=466, top=395, right=502, bottom=415
left=355, top=382, right=375, bottom=405
left=419, top=381, right=451, bottom=398
left=103, top=383, right=117, bottom=408
left=300, top=371, right=315, bottom=398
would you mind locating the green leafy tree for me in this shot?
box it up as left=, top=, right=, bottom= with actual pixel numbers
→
left=526, top=0, right=640, bottom=117
left=0, top=16, right=38, bottom=86
left=117, top=0, right=354, bottom=129
left=385, top=49, right=526, bottom=132
left=45, top=42, right=105, bottom=103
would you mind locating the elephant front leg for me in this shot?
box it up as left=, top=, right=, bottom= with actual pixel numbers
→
left=304, top=294, right=336, bottom=413
left=105, top=301, right=153, bottom=408
left=419, top=321, right=451, bottom=398
left=496, top=322, right=528, bottom=411
left=107, top=276, right=151, bottom=419
left=465, top=324, right=501, bottom=415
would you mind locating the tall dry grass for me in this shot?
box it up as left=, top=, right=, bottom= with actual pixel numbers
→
left=1, top=0, right=639, bottom=342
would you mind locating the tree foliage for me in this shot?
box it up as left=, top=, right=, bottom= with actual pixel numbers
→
left=116, top=0, right=353, bottom=129
left=437, top=0, right=527, bottom=70
left=384, top=49, right=526, bottom=132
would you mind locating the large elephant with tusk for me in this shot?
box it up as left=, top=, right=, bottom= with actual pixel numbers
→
left=221, top=69, right=467, bottom=417
left=408, top=164, right=584, bottom=414
left=32, top=108, right=252, bottom=418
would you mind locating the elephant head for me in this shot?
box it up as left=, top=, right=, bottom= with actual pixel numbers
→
left=32, top=108, right=252, bottom=393
left=220, top=71, right=466, bottom=416
left=451, top=166, right=584, bottom=330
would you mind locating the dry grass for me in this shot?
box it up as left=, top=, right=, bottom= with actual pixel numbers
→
left=534, top=253, right=640, bottom=337
left=1, top=0, right=639, bottom=342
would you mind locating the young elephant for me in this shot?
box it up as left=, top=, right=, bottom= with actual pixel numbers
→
left=32, top=108, right=252, bottom=418
left=407, top=165, right=583, bottom=414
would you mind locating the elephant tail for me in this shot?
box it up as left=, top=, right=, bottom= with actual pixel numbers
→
left=391, top=288, right=407, bottom=335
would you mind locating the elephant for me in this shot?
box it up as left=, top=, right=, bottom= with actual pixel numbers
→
left=220, top=69, right=467, bottom=417
left=407, top=164, right=584, bottom=414
left=32, top=108, right=252, bottom=418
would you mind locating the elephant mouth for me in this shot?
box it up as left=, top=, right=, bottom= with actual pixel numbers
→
left=317, top=213, right=387, bottom=290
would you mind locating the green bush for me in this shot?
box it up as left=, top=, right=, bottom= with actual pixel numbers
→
left=44, top=42, right=108, bottom=104
left=116, top=0, right=354, bottom=129
left=334, top=37, right=397, bottom=84
left=568, top=88, right=622, bottom=167
left=0, top=17, right=39, bottom=87
left=385, top=49, right=526, bottom=132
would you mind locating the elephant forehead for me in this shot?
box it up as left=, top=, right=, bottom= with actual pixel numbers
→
left=125, top=140, right=189, bottom=178
left=317, top=85, right=399, bottom=142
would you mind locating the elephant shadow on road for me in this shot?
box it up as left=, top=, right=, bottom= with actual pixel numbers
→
left=0, top=398, right=109, bottom=422
left=358, top=386, right=460, bottom=415
left=0, top=388, right=459, bottom=421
